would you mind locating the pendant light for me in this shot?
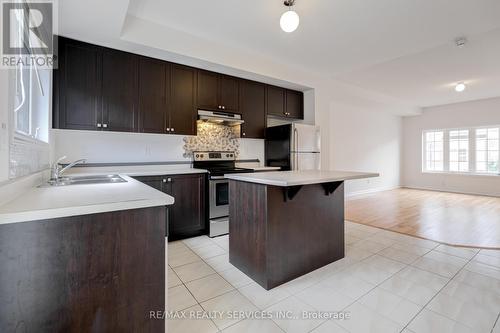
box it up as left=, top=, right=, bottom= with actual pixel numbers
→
left=280, top=0, right=300, bottom=33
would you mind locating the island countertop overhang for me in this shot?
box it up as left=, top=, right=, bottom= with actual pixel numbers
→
left=224, top=170, right=379, bottom=187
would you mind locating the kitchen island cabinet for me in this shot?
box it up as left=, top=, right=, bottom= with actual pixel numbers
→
left=225, top=170, right=378, bottom=290
left=0, top=207, right=166, bottom=333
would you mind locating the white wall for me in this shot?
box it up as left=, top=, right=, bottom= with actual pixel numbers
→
left=0, top=70, right=10, bottom=183
left=330, top=103, right=402, bottom=196
left=52, top=129, right=265, bottom=164
left=403, top=97, right=500, bottom=196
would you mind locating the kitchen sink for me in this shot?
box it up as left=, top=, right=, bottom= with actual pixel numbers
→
left=40, top=174, right=128, bottom=187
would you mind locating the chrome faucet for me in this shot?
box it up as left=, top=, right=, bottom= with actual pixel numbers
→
left=50, top=156, right=87, bottom=182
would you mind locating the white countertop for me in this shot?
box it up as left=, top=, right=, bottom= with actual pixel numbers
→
left=225, top=170, right=379, bottom=187
left=251, top=166, right=282, bottom=172
left=0, top=175, right=174, bottom=225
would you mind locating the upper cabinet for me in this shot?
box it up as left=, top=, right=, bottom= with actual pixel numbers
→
left=239, top=80, right=266, bottom=139
left=218, top=75, right=239, bottom=112
left=266, top=86, right=304, bottom=120
left=197, top=70, right=239, bottom=112
left=138, top=57, right=169, bottom=134
left=170, top=64, right=197, bottom=136
left=101, top=49, right=138, bottom=132
left=53, top=36, right=304, bottom=138
left=53, top=38, right=102, bottom=130
left=266, top=86, right=285, bottom=118
left=285, top=89, right=304, bottom=119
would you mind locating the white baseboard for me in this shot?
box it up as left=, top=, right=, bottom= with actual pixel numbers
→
left=402, top=185, right=500, bottom=198
left=346, top=185, right=401, bottom=198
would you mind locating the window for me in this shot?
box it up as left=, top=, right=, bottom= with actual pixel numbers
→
left=424, top=131, right=444, bottom=171
left=423, top=126, right=500, bottom=175
left=476, top=128, right=499, bottom=174
left=13, top=53, right=50, bottom=144
left=449, top=130, right=469, bottom=172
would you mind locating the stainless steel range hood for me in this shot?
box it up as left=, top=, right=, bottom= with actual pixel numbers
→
left=198, top=110, right=244, bottom=126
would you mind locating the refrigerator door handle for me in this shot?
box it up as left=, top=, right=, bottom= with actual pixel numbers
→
left=294, top=128, right=298, bottom=170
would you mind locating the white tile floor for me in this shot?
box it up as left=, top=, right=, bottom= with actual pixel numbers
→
left=167, top=221, right=500, bottom=333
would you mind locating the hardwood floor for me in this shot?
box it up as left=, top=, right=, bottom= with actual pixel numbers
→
left=346, top=188, right=500, bottom=249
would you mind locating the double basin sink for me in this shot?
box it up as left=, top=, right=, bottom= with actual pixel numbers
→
left=41, top=174, right=127, bottom=187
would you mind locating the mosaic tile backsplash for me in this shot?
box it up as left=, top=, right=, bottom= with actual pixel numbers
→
left=183, top=122, right=240, bottom=158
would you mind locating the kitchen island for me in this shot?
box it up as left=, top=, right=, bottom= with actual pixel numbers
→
left=225, top=170, right=378, bottom=290
left=0, top=176, right=174, bottom=332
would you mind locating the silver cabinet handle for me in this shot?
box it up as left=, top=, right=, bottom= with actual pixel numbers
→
left=222, top=106, right=226, bottom=110
left=171, top=128, right=174, bottom=132
left=242, top=132, right=246, bottom=136
left=162, top=179, right=167, bottom=183
left=166, top=128, right=170, bottom=132
left=97, top=123, right=102, bottom=128
left=103, top=124, right=108, bottom=128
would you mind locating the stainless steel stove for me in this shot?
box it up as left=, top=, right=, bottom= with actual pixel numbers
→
left=193, top=152, right=253, bottom=237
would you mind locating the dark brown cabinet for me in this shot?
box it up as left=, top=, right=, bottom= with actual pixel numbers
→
left=266, top=86, right=285, bottom=118
left=53, top=38, right=102, bottom=130
left=54, top=36, right=304, bottom=137
left=134, top=173, right=207, bottom=240
left=219, top=75, right=239, bottom=112
left=139, top=57, right=169, bottom=134
left=197, top=70, right=239, bottom=112
left=102, top=49, right=138, bottom=132
left=266, top=86, right=304, bottom=120
left=197, top=70, right=219, bottom=110
left=170, top=65, right=197, bottom=136
left=286, top=89, right=304, bottom=119
left=139, top=61, right=196, bottom=136
left=163, top=174, right=206, bottom=240
left=239, top=80, right=266, bottom=139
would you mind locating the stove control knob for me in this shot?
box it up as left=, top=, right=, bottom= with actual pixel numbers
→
left=195, top=154, right=199, bottom=158
left=200, top=154, right=204, bottom=158
left=230, top=154, right=234, bottom=157
left=226, top=154, right=230, bottom=157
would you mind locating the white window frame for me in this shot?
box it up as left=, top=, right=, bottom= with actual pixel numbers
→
left=448, top=128, right=470, bottom=173
left=474, top=126, right=500, bottom=175
left=422, top=130, right=445, bottom=172
left=422, top=126, right=500, bottom=176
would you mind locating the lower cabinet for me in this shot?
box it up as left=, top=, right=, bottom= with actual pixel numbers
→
left=134, top=173, right=207, bottom=240
left=0, top=207, right=165, bottom=332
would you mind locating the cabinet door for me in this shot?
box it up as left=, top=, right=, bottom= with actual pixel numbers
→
left=139, top=58, right=168, bottom=133
left=133, top=176, right=168, bottom=236
left=266, top=85, right=286, bottom=117
left=170, top=65, right=196, bottom=135
left=219, top=75, right=239, bottom=112
left=102, top=49, right=138, bottom=132
left=239, top=80, right=266, bottom=139
left=196, top=70, right=219, bottom=110
left=54, top=37, right=102, bottom=130
left=286, top=90, right=304, bottom=120
left=133, top=176, right=164, bottom=191
left=166, top=174, right=206, bottom=239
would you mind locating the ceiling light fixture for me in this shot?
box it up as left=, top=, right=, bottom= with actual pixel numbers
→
left=280, top=0, right=300, bottom=33
left=455, top=82, right=466, bottom=92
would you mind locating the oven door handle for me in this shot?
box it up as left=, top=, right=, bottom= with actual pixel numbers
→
left=210, top=176, right=226, bottom=180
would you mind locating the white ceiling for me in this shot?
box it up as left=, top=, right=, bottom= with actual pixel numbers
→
left=58, top=0, right=500, bottom=112
left=126, top=0, right=500, bottom=109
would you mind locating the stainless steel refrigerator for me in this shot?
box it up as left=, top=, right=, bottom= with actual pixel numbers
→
left=265, top=123, right=321, bottom=170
